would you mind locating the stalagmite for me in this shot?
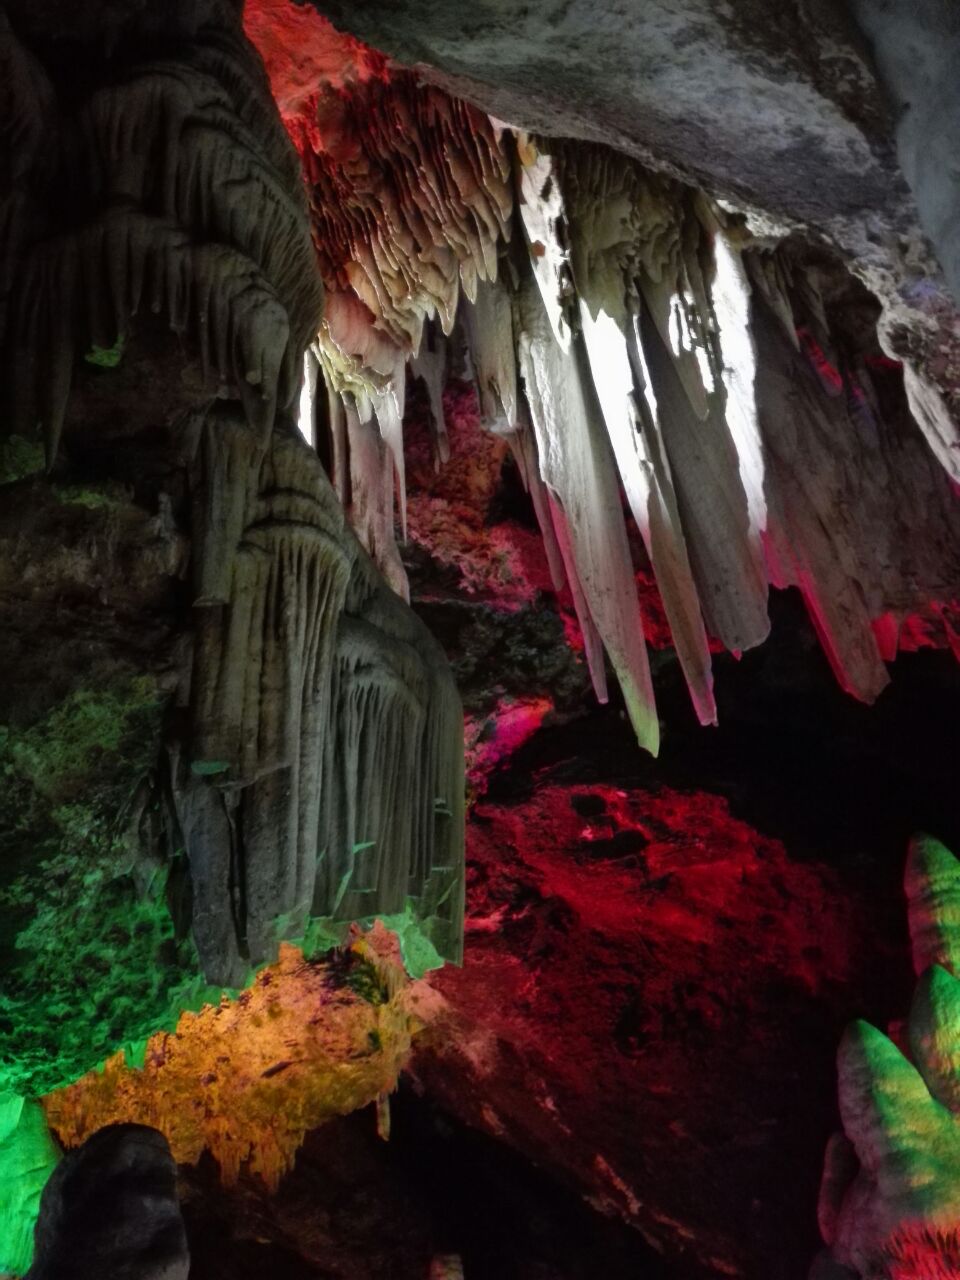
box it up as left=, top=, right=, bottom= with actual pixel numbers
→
left=906, top=835, right=960, bottom=978
left=816, top=838, right=960, bottom=1278
left=835, top=1018, right=960, bottom=1259
left=909, top=964, right=960, bottom=1113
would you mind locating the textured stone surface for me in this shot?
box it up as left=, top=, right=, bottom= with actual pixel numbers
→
left=852, top=0, right=960, bottom=301
left=401, top=465, right=960, bottom=1278
left=308, top=0, right=960, bottom=460
left=311, top=0, right=894, bottom=240
left=0, top=1097, right=60, bottom=1277
left=244, top=8, right=960, bottom=748
left=815, top=838, right=960, bottom=1278
left=0, top=0, right=465, bottom=1103
left=411, top=779, right=898, bottom=1277
left=25, top=1124, right=188, bottom=1280
left=43, top=932, right=426, bottom=1192
left=179, top=1096, right=660, bottom=1280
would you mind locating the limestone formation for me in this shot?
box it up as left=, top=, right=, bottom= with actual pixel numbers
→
left=43, top=931, right=429, bottom=1192
left=1, top=3, right=960, bottom=1274
left=1, top=1, right=323, bottom=459
left=0, top=0, right=464, bottom=1106
left=308, top=0, right=960, bottom=479
left=24, top=1124, right=189, bottom=1280
left=850, top=0, right=960, bottom=305
left=0, top=1098, right=59, bottom=1277
left=291, top=76, right=959, bottom=750
left=300, top=72, right=512, bottom=593
left=814, top=837, right=960, bottom=1278
left=179, top=410, right=463, bottom=986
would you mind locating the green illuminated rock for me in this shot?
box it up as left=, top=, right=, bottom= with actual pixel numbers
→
left=906, top=834, right=960, bottom=977
left=817, top=837, right=960, bottom=1276
left=0, top=1095, right=59, bottom=1277
left=0, top=680, right=205, bottom=1098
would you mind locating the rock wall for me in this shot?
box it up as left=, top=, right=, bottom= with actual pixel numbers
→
left=0, top=0, right=464, bottom=1103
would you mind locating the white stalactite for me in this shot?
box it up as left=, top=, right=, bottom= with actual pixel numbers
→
left=297, top=107, right=960, bottom=744
left=517, top=269, right=660, bottom=754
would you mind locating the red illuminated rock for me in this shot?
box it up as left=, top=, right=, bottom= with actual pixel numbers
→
left=412, top=783, right=893, bottom=1276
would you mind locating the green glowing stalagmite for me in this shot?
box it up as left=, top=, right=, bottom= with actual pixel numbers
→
left=0, top=1096, right=59, bottom=1276
left=814, top=836, right=960, bottom=1278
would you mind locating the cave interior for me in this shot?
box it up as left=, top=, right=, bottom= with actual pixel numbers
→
left=1, top=1, right=960, bottom=1278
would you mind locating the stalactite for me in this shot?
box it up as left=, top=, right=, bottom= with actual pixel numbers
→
left=514, top=134, right=575, bottom=351
left=298, top=346, right=320, bottom=447
left=505, top=417, right=568, bottom=594
left=461, top=275, right=519, bottom=434
left=1, top=14, right=323, bottom=460
left=515, top=266, right=659, bottom=754
left=302, top=78, right=511, bottom=353
left=410, top=319, right=451, bottom=467
left=0, top=10, right=56, bottom=354
left=297, top=73, right=513, bottom=591
left=556, top=147, right=734, bottom=721
left=343, top=399, right=410, bottom=601
left=323, top=558, right=465, bottom=964
left=275, top=68, right=958, bottom=746
left=749, top=250, right=960, bottom=699
left=556, top=145, right=769, bottom=662
left=512, top=138, right=956, bottom=726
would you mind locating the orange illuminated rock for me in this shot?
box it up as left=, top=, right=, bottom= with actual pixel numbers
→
left=43, top=930, right=436, bottom=1191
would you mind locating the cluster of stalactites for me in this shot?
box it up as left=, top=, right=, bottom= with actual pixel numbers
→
left=510, top=137, right=960, bottom=740
left=178, top=409, right=464, bottom=986
left=0, top=5, right=324, bottom=459
left=510, top=139, right=774, bottom=751
left=303, top=108, right=960, bottom=754
left=292, top=74, right=512, bottom=598
left=811, top=836, right=960, bottom=1280
left=302, top=74, right=512, bottom=351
